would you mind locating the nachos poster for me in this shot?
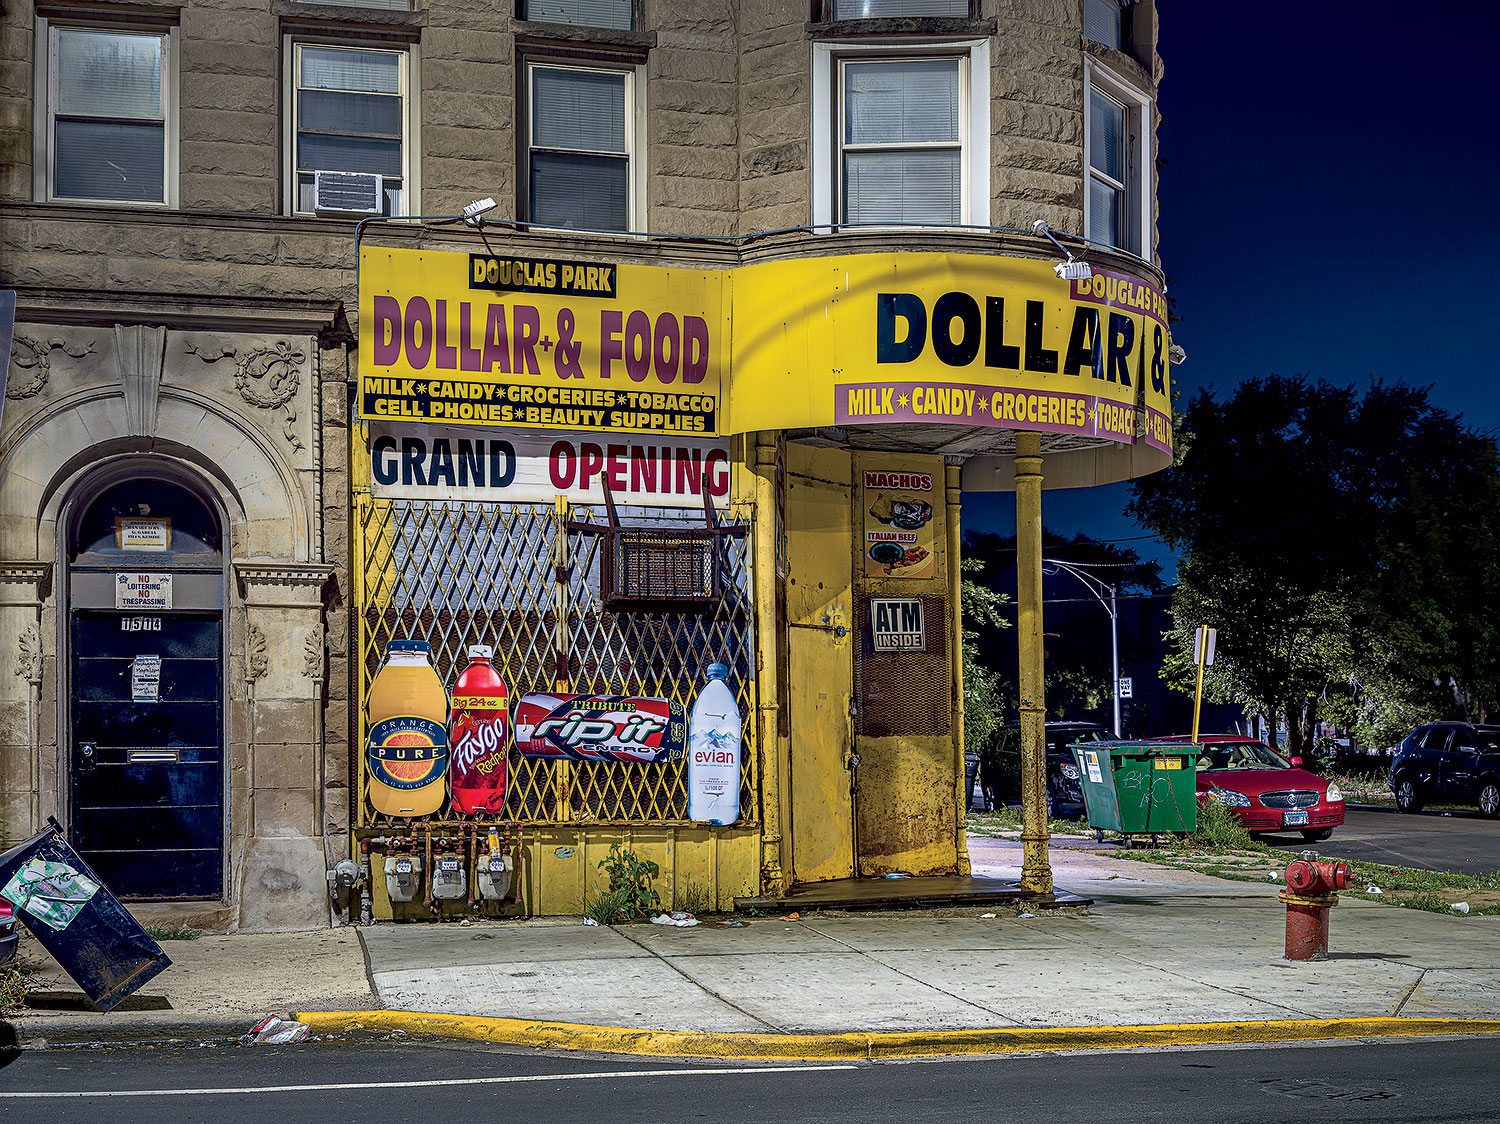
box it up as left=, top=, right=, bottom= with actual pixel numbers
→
left=862, top=468, right=936, bottom=580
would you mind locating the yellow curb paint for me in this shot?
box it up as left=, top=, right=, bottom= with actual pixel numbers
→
left=295, top=1012, right=1500, bottom=1061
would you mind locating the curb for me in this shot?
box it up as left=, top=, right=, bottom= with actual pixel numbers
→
left=294, top=1011, right=1500, bottom=1061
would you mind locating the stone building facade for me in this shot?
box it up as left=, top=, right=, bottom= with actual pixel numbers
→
left=0, top=0, right=1163, bottom=928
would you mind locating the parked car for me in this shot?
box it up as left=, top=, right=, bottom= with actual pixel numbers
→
left=1153, top=734, right=1345, bottom=841
left=1389, top=722, right=1500, bottom=817
left=983, top=721, right=1111, bottom=818
left=0, top=897, right=15, bottom=964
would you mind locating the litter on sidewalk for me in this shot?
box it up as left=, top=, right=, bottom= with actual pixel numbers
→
left=651, top=911, right=700, bottom=927
left=241, top=1016, right=310, bottom=1045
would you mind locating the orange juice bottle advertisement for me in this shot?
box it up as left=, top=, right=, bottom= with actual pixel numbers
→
left=366, top=639, right=449, bottom=817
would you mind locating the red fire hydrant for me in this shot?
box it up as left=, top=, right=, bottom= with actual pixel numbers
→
left=1279, top=853, right=1352, bottom=961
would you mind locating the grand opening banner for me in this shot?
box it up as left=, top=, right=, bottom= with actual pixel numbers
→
left=359, top=248, right=728, bottom=436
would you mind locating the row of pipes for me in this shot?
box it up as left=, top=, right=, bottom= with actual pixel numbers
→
left=345, top=824, right=527, bottom=924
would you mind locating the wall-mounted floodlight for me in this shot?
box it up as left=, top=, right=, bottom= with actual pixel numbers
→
left=1168, top=344, right=1187, bottom=365
left=463, top=197, right=498, bottom=226
left=1032, top=219, right=1092, bottom=281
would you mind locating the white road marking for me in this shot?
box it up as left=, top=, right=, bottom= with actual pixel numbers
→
left=0, top=1063, right=861, bottom=1098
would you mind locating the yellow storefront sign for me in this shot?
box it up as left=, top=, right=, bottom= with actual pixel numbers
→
left=358, top=247, right=1170, bottom=453
left=359, top=248, right=729, bottom=435
left=729, top=252, right=1172, bottom=456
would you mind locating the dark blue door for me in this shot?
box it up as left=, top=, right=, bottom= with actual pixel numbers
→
left=71, top=611, right=224, bottom=899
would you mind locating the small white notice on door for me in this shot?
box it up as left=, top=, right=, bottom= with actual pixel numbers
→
left=1084, top=751, right=1103, bottom=784
left=116, top=573, right=172, bottom=610
left=131, top=655, right=162, bottom=703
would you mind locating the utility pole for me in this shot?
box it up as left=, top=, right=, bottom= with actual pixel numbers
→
left=1043, top=559, right=1121, bottom=737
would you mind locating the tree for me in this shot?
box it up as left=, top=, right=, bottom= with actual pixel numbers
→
left=961, top=557, right=1010, bottom=757
left=1129, top=375, right=1500, bottom=753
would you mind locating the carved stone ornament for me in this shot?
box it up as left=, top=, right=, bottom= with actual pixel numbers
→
left=303, top=627, right=324, bottom=681
left=6, top=336, right=97, bottom=400
left=185, top=339, right=306, bottom=451
left=14, top=623, right=43, bottom=686
left=245, top=622, right=269, bottom=684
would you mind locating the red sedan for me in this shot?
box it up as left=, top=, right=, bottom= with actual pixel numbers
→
left=1155, top=735, right=1345, bottom=841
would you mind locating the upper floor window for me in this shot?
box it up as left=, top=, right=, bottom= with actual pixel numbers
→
left=525, top=62, right=637, bottom=231
left=40, top=24, right=175, bottom=205
left=828, top=0, right=969, bottom=16
left=521, top=0, right=635, bottom=30
left=1085, top=63, right=1150, bottom=257
left=290, top=44, right=409, bottom=217
left=813, top=41, right=988, bottom=230
left=1084, top=0, right=1127, bottom=50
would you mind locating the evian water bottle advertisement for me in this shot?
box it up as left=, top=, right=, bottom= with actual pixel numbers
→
left=687, top=663, right=742, bottom=825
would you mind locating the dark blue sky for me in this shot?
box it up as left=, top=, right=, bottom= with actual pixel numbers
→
left=965, top=1, right=1500, bottom=575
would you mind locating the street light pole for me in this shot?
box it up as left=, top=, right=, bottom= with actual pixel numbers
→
left=1043, top=559, right=1121, bottom=737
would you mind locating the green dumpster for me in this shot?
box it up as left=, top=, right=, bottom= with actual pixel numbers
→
left=1072, top=740, right=1198, bottom=836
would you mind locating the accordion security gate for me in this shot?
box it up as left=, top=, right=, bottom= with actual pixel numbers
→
left=353, top=496, right=759, bottom=839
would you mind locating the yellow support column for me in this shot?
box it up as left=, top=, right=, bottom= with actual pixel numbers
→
left=946, top=460, right=971, bottom=876
left=753, top=433, right=786, bottom=895
left=1015, top=432, right=1053, bottom=894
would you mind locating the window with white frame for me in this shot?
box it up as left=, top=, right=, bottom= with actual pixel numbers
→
left=1085, top=65, right=1150, bottom=256
left=291, top=44, right=409, bottom=216
left=813, top=41, right=988, bottom=230
left=522, top=0, right=635, bottom=30
left=828, top=0, right=970, bottom=16
left=41, top=24, right=174, bottom=204
left=525, top=62, right=635, bottom=232
left=1084, top=0, right=1127, bottom=51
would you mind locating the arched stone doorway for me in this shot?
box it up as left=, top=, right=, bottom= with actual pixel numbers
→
left=61, top=458, right=229, bottom=900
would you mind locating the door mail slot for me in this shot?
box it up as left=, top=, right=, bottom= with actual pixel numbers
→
left=128, top=750, right=180, bottom=764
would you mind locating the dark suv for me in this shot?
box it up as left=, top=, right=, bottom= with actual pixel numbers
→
left=1390, top=722, right=1500, bottom=817
left=981, top=721, right=1110, bottom=818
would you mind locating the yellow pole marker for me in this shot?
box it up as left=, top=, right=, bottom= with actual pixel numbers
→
left=946, top=461, right=970, bottom=876
left=1191, top=624, right=1207, bottom=743
left=1014, top=432, right=1051, bottom=894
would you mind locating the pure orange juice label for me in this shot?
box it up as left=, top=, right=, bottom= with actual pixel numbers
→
left=368, top=715, right=448, bottom=791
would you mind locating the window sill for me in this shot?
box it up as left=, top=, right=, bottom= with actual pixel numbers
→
left=1083, top=39, right=1154, bottom=90
left=514, top=19, right=656, bottom=52
left=273, top=0, right=427, bottom=35
left=806, top=17, right=996, bottom=38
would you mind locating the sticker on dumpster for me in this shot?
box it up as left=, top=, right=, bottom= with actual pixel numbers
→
left=1, top=857, right=101, bottom=931
left=1084, top=751, right=1103, bottom=784
left=1153, top=758, right=1182, bottom=770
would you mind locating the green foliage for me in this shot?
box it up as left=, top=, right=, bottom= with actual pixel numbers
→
left=598, top=843, right=660, bottom=921
left=674, top=880, right=712, bottom=916
left=0, top=960, right=32, bottom=1017
left=961, top=558, right=1012, bottom=757
left=581, top=887, right=631, bottom=925
left=1129, top=376, right=1500, bottom=752
left=1187, top=795, right=1252, bottom=850
left=144, top=925, right=200, bottom=941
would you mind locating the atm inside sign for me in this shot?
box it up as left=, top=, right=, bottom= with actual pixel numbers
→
left=871, top=598, right=925, bottom=652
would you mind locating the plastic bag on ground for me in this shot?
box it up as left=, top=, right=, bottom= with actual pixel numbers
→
left=241, top=1015, right=311, bottom=1045
left=650, top=911, right=700, bottom=927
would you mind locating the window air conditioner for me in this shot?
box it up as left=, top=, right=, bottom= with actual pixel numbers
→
left=313, top=170, right=383, bottom=217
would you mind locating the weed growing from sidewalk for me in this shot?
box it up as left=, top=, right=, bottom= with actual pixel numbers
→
left=144, top=925, right=200, bottom=941
left=1188, top=796, right=1252, bottom=850
left=581, top=887, right=632, bottom=925
left=675, top=881, right=712, bottom=916
left=598, top=843, right=661, bottom=921
left=0, top=959, right=34, bottom=1017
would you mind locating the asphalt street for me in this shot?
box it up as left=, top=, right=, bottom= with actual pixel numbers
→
left=2, top=1035, right=1499, bottom=1123
left=1257, top=806, right=1500, bottom=875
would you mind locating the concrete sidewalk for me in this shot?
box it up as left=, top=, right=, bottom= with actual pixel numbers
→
left=12, top=835, right=1500, bottom=1051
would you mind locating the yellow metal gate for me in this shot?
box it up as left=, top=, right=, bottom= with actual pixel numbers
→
left=353, top=497, right=759, bottom=830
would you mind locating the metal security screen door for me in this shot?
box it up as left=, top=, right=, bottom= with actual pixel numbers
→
left=71, top=613, right=224, bottom=897
left=67, top=472, right=226, bottom=900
